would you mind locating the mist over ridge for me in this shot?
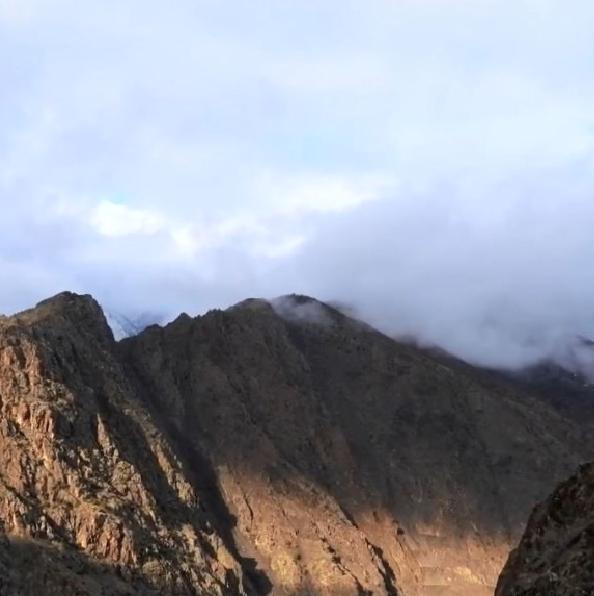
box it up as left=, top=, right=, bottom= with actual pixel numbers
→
left=2, top=1, right=594, bottom=373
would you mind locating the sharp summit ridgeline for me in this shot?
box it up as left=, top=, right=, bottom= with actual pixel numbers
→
left=0, top=291, right=592, bottom=595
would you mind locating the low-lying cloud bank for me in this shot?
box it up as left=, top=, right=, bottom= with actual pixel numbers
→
left=2, top=1, right=594, bottom=374
left=6, top=179, right=594, bottom=375
left=287, top=182, right=594, bottom=371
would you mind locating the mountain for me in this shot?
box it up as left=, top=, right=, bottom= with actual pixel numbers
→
left=496, top=462, right=594, bottom=595
left=550, top=335, right=594, bottom=385
left=0, top=291, right=591, bottom=595
left=498, top=360, right=594, bottom=428
left=0, top=293, right=245, bottom=595
left=409, top=340, right=594, bottom=429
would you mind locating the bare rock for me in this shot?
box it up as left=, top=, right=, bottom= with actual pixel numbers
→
left=0, top=291, right=591, bottom=595
left=496, top=462, right=594, bottom=596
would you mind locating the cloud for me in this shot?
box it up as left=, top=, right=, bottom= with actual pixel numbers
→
left=271, top=295, right=333, bottom=327
left=252, top=171, right=396, bottom=216
left=287, top=178, right=594, bottom=368
left=90, top=201, right=164, bottom=237
left=1, top=0, right=594, bottom=371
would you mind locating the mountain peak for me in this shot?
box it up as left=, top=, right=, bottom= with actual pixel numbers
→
left=5, top=291, right=114, bottom=347
left=32, top=291, right=102, bottom=320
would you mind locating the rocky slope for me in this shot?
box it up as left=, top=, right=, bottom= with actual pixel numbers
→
left=496, top=462, right=594, bottom=596
left=0, top=293, right=250, bottom=595
left=0, top=292, right=591, bottom=595
left=500, top=361, right=594, bottom=428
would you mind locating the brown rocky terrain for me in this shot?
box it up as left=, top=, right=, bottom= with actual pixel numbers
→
left=0, top=293, right=250, bottom=595
left=495, top=462, right=594, bottom=596
left=0, top=291, right=591, bottom=595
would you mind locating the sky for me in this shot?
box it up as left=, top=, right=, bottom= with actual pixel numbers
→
left=2, top=0, right=594, bottom=368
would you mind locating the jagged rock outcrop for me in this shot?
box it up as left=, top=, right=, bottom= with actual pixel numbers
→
left=0, top=292, right=249, bottom=595
left=0, top=292, right=591, bottom=595
left=496, top=462, right=594, bottom=596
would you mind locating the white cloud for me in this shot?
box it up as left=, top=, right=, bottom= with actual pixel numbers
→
left=90, top=201, right=164, bottom=237
left=1, top=0, right=594, bottom=370
left=253, top=171, right=396, bottom=216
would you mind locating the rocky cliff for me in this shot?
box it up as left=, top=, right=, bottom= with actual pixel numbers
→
left=0, top=292, right=249, bottom=595
left=496, top=462, right=594, bottom=596
left=0, top=292, right=590, bottom=595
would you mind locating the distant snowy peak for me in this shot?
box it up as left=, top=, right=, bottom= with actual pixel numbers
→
left=104, top=310, right=163, bottom=341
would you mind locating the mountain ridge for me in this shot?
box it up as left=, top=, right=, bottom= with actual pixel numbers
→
left=0, top=291, right=591, bottom=595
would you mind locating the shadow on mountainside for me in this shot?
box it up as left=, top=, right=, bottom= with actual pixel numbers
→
left=116, top=299, right=592, bottom=593
left=118, top=364, right=273, bottom=595
left=0, top=535, right=160, bottom=595
left=5, top=292, right=592, bottom=595
left=0, top=537, right=402, bottom=596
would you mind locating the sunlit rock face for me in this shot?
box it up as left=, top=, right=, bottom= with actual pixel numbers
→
left=0, top=293, right=247, bottom=595
left=496, top=462, right=594, bottom=596
left=0, top=291, right=591, bottom=595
